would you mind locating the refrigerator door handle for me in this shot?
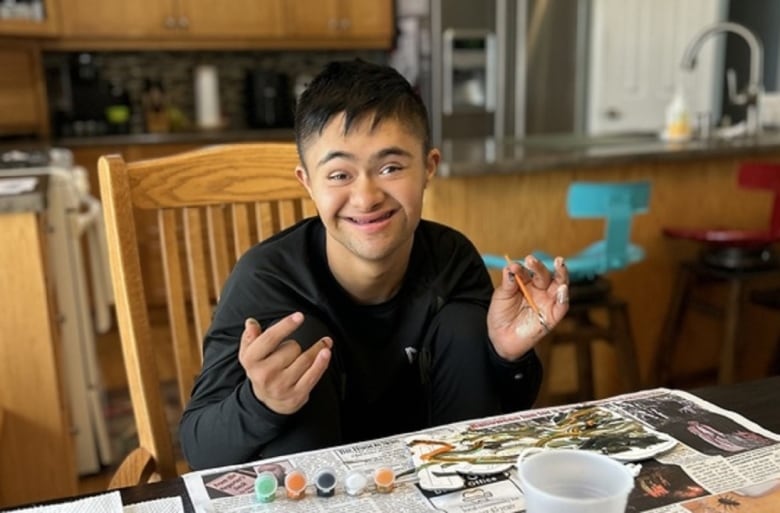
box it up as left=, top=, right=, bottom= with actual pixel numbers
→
left=495, top=0, right=507, bottom=140
left=514, top=0, right=528, bottom=138
left=498, top=0, right=528, bottom=139
left=442, top=28, right=455, bottom=115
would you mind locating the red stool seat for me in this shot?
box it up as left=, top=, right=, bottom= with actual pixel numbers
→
left=655, top=162, right=780, bottom=386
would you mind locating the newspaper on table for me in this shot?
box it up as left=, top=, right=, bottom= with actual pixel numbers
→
left=182, top=387, right=780, bottom=513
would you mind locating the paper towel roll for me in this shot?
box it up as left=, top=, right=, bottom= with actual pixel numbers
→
left=194, top=65, right=221, bottom=129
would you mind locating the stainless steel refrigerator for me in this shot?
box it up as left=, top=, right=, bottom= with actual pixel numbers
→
left=410, top=0, right=590, bottom=146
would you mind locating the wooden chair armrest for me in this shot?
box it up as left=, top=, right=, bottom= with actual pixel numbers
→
left=108, top=447, right=159, bottom=490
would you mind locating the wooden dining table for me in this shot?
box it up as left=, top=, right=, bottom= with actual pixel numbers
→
left=6, top=376, right=780, bottom=513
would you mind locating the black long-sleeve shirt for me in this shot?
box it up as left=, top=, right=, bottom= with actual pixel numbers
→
left=180, top=218, right=541, bottom=469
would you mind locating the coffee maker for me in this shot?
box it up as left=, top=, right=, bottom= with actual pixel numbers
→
left=245, top=70, right=293, bottom=129
left=48, top=53, right=120, bottom=137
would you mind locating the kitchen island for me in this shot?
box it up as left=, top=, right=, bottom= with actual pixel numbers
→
left=423, top=131, right=780, bottom=400
left=63, top=129, right=780, bottom=402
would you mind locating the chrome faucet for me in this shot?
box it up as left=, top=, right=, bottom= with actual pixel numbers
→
left=681, top=21, right=763, bottom=136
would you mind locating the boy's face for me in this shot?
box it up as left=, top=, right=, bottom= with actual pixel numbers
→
left=296, top=113, right=439, bottom=267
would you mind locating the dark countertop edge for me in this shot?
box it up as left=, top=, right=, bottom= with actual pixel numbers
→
left=54, top=128, right=295, bottom=148
left=441, top=137, right=780, bottom=177
left=50, top=131, right=780, bottom=175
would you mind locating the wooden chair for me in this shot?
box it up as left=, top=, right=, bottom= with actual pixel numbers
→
left=98, top=143, right=313, bottom=487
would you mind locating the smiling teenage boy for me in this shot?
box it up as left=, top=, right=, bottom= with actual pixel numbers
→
left=179, top=60, right=570, bottom=470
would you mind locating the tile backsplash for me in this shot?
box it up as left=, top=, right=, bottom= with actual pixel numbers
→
left=43, top=50, right=388, bottom=136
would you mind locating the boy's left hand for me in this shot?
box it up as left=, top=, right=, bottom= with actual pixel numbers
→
left=487, top=255, right=569, bottom=361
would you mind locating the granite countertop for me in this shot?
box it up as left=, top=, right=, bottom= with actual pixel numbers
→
left=50, top=128, right=780, bottom=176
left=438, top=130, right=780, bottom=177
left=54, top=128, right=295, bottom=147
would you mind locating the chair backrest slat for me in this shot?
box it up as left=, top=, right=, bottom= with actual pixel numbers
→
left=206, top=205, right=232, bottom=299
left=159, top=209, right=198, bottom=408
left=184, top=207, right=215, bottom=348
left=568, top=181, right=651, bottom=269
left=231, top=203, right=253, bottom=259
left=278, top=199, right=304, bottom=230
left=256, top=201, right=280, bottom=241
left=98, top=143, right=305, bottom=485
left=303, top=198, right=318, bottom=218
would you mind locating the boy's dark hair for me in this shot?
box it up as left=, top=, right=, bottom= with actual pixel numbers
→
left=294, top=59, right=431, bottom=164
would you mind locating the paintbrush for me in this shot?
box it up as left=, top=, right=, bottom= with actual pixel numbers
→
left=504, top=254, right=550, bottom=332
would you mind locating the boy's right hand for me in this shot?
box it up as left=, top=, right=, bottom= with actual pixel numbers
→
left=238, top=312, right=333, bottom=415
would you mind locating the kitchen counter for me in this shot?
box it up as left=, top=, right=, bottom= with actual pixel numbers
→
left=55, top=128, right=780, bottom=174
left=438, top=130, right=780, bottom=176
left=422, top=136, right=780, bottom=400
left=54, top=128, right=295, bottom=148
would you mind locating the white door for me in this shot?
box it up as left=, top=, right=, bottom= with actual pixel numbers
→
left=587, top=0, right=728, bottom=134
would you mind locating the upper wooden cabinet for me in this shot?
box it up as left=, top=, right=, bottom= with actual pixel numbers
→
left=0, top=46, right=48, bottom=137
left=180, top=0, right=284, bottom=39
left=58, top=0, right=175, bottom=38
left=284, top=0, right=393, bottom=48
left=58, top=0, right=284, bottom=41
left=0, top=0, right=59, bottom=36
left=51, top=0, right=393, bottom=49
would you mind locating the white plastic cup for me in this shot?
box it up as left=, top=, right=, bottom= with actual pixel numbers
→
left=516, top=448, right=634, bottom=513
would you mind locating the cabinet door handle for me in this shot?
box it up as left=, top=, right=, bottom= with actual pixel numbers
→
left=328, top=18, right=338, bottom=31
left=178, top=16, right=189, bottom=29
left=164, top=16, right=176, bottom=29
left=339, top=18, right=351, bottom=30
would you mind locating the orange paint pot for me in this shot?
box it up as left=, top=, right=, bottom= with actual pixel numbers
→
left=284, top=469, right=308, bottom=500
left=374, top=466, right=395, bottom=493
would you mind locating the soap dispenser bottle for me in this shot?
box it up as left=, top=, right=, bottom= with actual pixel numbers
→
left=664, top=85, right=692, bottom=142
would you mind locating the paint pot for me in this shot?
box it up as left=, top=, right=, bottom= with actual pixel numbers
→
left=344, top=469, right=369, bottom=496
left=374, top=466, right=396, bottom=493
left=314, top=467, right=337, bottom=497
left=284, top=468, right=308, bottom=500
left=254, top=470, right=278, bottom=503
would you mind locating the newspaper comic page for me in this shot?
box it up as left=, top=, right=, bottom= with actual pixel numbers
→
left=182, top=388, right=780, bottom=513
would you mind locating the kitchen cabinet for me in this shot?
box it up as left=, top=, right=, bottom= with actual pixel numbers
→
left=57, top=0, right=284, bottom=43
left=284, top=0, right=394, bottom=48
left=0, top=46, right=49, bottom=137
left=0, top=0, right=59, bottom=36
left=58, top=0, right=176, bottom=39
left=53, top=0, right=392, bottom=49
left=180, top=0, right=284, bottom=39
left=0, top=209, right=77, bottom=508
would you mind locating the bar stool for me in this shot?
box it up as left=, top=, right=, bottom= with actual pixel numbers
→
left=654, top=162, right=780, bottom=386
left=483, top=181, right=652, bottom=405
left=750, top=287, right=780, bottom=375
